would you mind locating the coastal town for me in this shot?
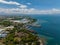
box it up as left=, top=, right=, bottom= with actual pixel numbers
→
left=0, top=15, right=45, bottom=45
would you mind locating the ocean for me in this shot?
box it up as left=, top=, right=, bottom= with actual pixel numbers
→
left=27, top=14, right=60, bottom=45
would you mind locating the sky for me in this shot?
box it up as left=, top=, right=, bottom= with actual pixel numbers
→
left=0, top=0, right=60, bottom=14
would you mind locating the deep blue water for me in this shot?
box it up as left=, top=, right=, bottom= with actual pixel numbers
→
left=28, top=14, right=60, bottom=45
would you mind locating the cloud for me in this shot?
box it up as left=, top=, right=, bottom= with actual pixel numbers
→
left=0, top=0, right=28, bottom=9
left=19, top=5, right=27, bottom=9
left=0, top=8, right=60, bottom=14
left=0, top=0, right=60, bottom=14
left=27, top=3, right=31, bottom=5
left=0, top=0, right=20, bottom=5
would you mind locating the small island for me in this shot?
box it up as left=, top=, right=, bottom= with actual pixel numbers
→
left=0, top=15, right=46, bottom=45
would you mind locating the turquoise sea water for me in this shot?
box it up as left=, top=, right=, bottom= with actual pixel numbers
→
left=28, top=14, right=60, bottom=45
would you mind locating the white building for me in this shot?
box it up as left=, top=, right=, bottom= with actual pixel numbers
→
left=10, top=18, right=30, bottom=24
left=0, top=29, right=7, bottom=38
left=5, top=26, right=14, bottom=30
left=0, top=26, right=14, bottom=38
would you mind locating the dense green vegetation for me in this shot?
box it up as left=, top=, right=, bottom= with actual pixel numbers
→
left=4, top=25, right=39, bottom=45
left=0, top=20, right=12, bottom=27
left=0, top=16, right=41, bottom=45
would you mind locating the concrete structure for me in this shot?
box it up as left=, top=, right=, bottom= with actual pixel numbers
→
left=0, top=29, right=7, bottom=38
left=10, top=18, right=30, bottom=24
left=0, top=26, right=14, bottom=38
left=5, top=26, right=14, bottom=30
